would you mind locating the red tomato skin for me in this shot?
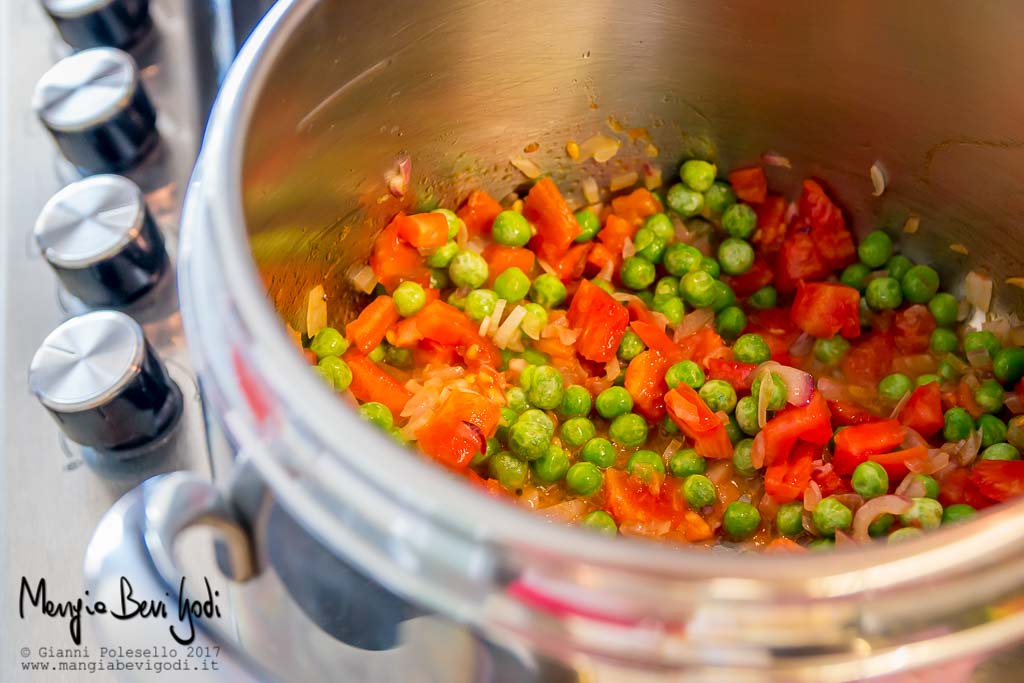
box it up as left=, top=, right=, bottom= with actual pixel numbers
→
left=790, top=282, right=861, bottom=339
left=898, top=382, right=944, bottom=438
left=893, top=305, right=936, bottom=354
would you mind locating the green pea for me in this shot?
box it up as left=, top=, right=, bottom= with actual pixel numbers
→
left=655, top=276, right=680, bottom=297
left=318, top=356, right=352, bottom=391
left=574, top=209, right=601, bottom=243
left=980, top=443, right=1020, bottom=461
left=858, top=230, right=893, bottom=268
left=916, top=374, right=940, bottom=387
left=722, top=501, right=761, bottom=539
left=446, top=291, right=467, bottom=310
left=937, top=360, right=960, bottom=382
left=994, top=348, right=1024, bottom=385
left=868, top=514, right=895, bottom=537
left=666, top=360, right=705, bottom=390
left=508, top=410, right=554, bottom=461
left=901, top=265, right=940, bottom=304
left=310, top=365, right=334, bottom=387
left=392, top=281, right=426, bottom=317
left=429, top=267, right=450, bottom=289
left=561, top=417, right=597, bottom=448
left=682, top=474, right=717, bottom=508
left=840, top=263, right=871, bottom=292
left=609, top=413, right=648, bottom=447
left=732, top=438, right=757, bottom=476
left=620, top=256, right=656, bottom=290
left=888, top=527, right=924, bottom=544
left=471, top=437, right=499, bottom=467
left=680, top=159, right=717, bottom=192
left=729, top=334, right=767, bottom=365
left=700, top=257, right=721, bottom=279
left=529, top=273, right=567, bottom=309
left=964, top=330, right=1001, bottom=359
left=704, top=181, right=737, bottom=215
left=497, top=407, right=518, bottom=441
left=928, top=292, right=959, bottom=327
left=852, top=461, right=889, bottom=498
left=813, top=497, right=854, bottom=537
left=718, top=238, right=755, bottom=276
left=494, top=267, right=531, bottom=303
left=580, top=510, right=618, bottom=535
left=591, top=278, right=615, bottom=295
left=943, top=407, right=974, bottom=442
left=633, top=227, right=667, bottom=263
left=379, top=345, right=409, bottom=370
left=930, top=328, right=958, bottom=354
left=878, top=373, right=912, bottom=402
left=465, top=288, right=498, bottom=322
left=532, top=444, right=571, bottom=483
left=518, top=365, right=538, bottom=391
left=715, top=306, right=747, bottom=340
left=942, top=503, right=977, bottom=524
left=709, top=280, right=736, bottom=313
left=616, top=329, right=646, bottom=362
left=725, top=415, right=744, bottom=444
left=521, top=303, right=548, bottom=338
left=814, top=336, right=850, bottom=365
left=749, top=286, right=778, bottom=310
left=595, top=386, right=633, bottom=419
left=885, top=254, right=913, bottom=283
left=662, top=415, right=680, bottom=435
left=666, top=183, right=704, bottom=217
left=652, top=295, right=685, bottom=326
left=310, top=327, right=349, bottom=360
left=490, top=451, right=528, bottom=490
left=492, top=210, right=532, bottom=247
left=975, top=379, right=1005, bottom=414
left=427, top=241, right=460, bottom=268
left=734, top=396, right=760, bottom=436
left=680, top=270, right=717, bottom=308
left=431, top=208, right=464, bottom=239
left=566, top=462, right=604, bottom=495
left=634, top=290, right=654, bottom=308
left=722, top=203, right=757, bottom=240
left=644, top=213, right=675, bottom=241
left=977, top=414, right=1008, bottom=448
left=898, top=497, right=943, bottom=530
left=775, top=501, right=805, bottom=538
left=663, top=242, right=703, bottom=276
left=527, top=365, right=564, bottom=410
left=669, top=448, right=706, bottom=477
left=627, top=450, right=666, bottom=480
left=560, top=385, right=592, bottom=418
left=449, top=250, right=489, bottom=288
left=582, top=437, right=617, bottom=468
left=700, top=379, right=738, bottom=414
left=808, top=538, right=835, bottom=551
left=750, top=372, right=787, bottom=411
left=866, top=276, right=903, bottom=310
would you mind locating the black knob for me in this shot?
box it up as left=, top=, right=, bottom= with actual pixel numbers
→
left=35, top=174, right=167, bottom=306
left=29, top=310, right=181, bottom=453
left=41, top=0, right=152, bottom=51
left=33, top=47, right=158, bottom=175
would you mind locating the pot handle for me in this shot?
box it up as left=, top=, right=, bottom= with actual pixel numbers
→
left=84, top=471, right=278, bottom=682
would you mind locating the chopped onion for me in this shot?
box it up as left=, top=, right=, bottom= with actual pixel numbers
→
left=386, top=156, right=411, bottom=198
left=619, top=519, right=671, bottom=538
left=507, top=358, right=527, bottom=376
left=957, top=299, right=973, bottom=322
left=582, top=176, right=600, bottom=205
left=650, top=311, right=671, bottom=330
left=869, top=162, right=887, bottom=196
left=966, top=347, right=993, bottom=370
left=305, top=284, right=327, bottom=337
left=644, top=142, right=659, bottom=158
left=754, top=361, right=814, bottom=407
left=949, top=243, right=969, bottom=256
left=954, top=429, right=982, bottom=466
left=622, top=236, right=637, bottom=258
left=610, top=171, right=639, bottom=192
left=1006, top=392, right=1024, bottom=415
left=579, top=134, right=621, bottom=163
left=510, top=157, right=542, bottom=179
left=902, top=215, right=920, bottom=234
left=597, top=259, right=615, bottom=281
left=895, top=473, right=927, bottom=498
left=756, top=373, right=771, bottom=429
left=965, top=271, right=993, bottom=313
left=556, top=326, right=580, bottom=345
left=604, top=357, right=622, bottom=382
left=803, top=481, right=822, bottom=512
left=817, top=377, right=850, bottom=402
left=834, top=530, right=857, bottom=548
left=751, top=431, right=767, bottom=468
left=674, top=308, right=715, bottom=341
left=612, top=291, right=642, bottom=303
left=539, top=499, right=588, bottom=523
left=901, top=427, right=928, bottom=449
left=348, top=264, right=378, bottom=294
left=642, top=163, right=662, bottom=190
left=537, top=259, right=557, bottom=276
left=908, top=449, right=950, bottom=475
left=983, top=318, right=1011, bottom=344
left=888, top=388, right=913, bottom=419
left=494, top=305, right=527, bottom=349
left=487, top=299, right=508, bottom=336
left=852, top=495, right=912, bottom=541
left=784, top=201, right=799, bottom=225
left=788, top=332, right=815, bottom=357
left=762, top=152, right=792, bottom=168
left=663, top=439, right=682, bottom=460
left=832, top=492, right=864, bottom=512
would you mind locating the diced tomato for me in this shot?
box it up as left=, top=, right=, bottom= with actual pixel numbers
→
left=938, top=468, right=996, bottom=510
left=409, top=300, right=502, bottom=368
left=728, top=167, right=767, bottom=204
left=813, top=466, right=851, bottom=496
left=525, top=178, right=581, bottom=264
left=394, top=212, right=449, bottom=248
left=457, top=190, right=502, bottom=238
left=706, top=357, right=756, bottom=392
left=531, top=336, right=576, bottom=360
left=596, top=214, right=636, bottom=255
left=417, top=390, right=501, bottom=469
left=567, top=279, right=630, bottom=363
left=756, top=391, right=832, bottom=467
left=609, top=188, right=662, bottom=226
left=754, top=194, right=787, bottom=253
left=866, top=445, right=929, bottom=480
left=411, top=339, right=458, bottom=366
left=676, top=327, right=727, bottom=369
left=464, top=468, right=509, bottom=498
left=586, top=242, right=618, bottom=275
left=630, top=320, right=684, bottom=362
left=798, top=179, right=855, bottom=270
left=625, top=350, right=671, bottom=420
left=764, top=440, right=819, bottom=503
left=369, top=217, right=430, bottom=291
left=746, top=307, right=802, bottom=359
left=827, top=400, right=876, bottom=426
left=603, top=469, right=687, bottom=526
left=764, top=537, right=807, bottom=553
left=831, top=419, right=906, bottom=475
left=345, top=295, right=399, bottom=353
left=971, top=461, right=1024, bottom=503
left=627, top=299, right=662, bottom=328
left=893, top=305, right=936, bottom=354
left=898, top=382, right=944, bottom=438
left=724, top=255, right=774, bottom=297
left=841, top=332, right=894, bottom=386
left=773, top=225, right=830, bottom=292
left=552, top=242, right=592, bottom=282
left=483, top=244, right=536, bottom=285
left=789, top=281, right=860, bottom=340
left=343, top=352, right=413, bottom=416
left=665, top=384, right=734, bottom=459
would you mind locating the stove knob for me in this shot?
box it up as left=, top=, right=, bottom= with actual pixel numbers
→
left=41, top=0, right=152, bottom=51
left=33, top=47, right=158, bottom=175
left=29, top=310, right=181, bottom=453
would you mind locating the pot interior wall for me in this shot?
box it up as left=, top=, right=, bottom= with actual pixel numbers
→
left=240, top=0, right=1024, bottom=333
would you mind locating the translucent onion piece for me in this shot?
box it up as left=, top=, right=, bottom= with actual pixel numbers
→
left=965, top=271, right=993, bottom=313
left=762, top=152, right=792, bottom=168
left=387, top=156, right=411, bottom=198
left=895, top=474, right=928, bottom=498
left=888, top=388, right=914, bottom=419
left=750, top=431, right=767, bottom=469
left=817, top=377, right=850, bottom=402
left=539, top=499, right=589, bottom=523
left=348, top=264, right=378, bottom=294
left=622, top=236, right=637, bottom=259
left=832, top=493, right=865, bottom=512
left=803, top=481, right=823, bottom=511
left=610, top=171, right=639, bottom=192
left=604, top=357, right=622, bottom=382
left=674, top=308, right=715, bottom=341
left=582, top=176, right=600, bottom=205
left=788, top=332, right=815, bottom=357
left=852, top=495, right=912, bottom=541
left=982, top=318, right=1011, bottom=344
left=869, top=162, right=887, bottom=196
left=663, top=439, right=683, bottom=460
left=305, top=284, right=327, bottom=337
left=494, top=305, right=527, bottom=349
left=834, top=529, right=858, bottom=548
left=757, top=373, right=771, bottom=429
left=908, top=449, right=950, bottom=475
left=579, top=134, right=621, bottom=164
left=510, top=157, right=542, bottom=179
left=955, top=429, right=982, bottom=466
left=487, top=299, right=508, bottom=337
left=755, top=361, right=814, bottom=407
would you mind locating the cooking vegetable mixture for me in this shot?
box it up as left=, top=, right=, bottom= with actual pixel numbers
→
left=302, top=158, right=1024, bottom=551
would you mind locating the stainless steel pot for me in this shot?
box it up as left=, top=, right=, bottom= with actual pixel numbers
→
left=91, top=0, right=1024, bottom=680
